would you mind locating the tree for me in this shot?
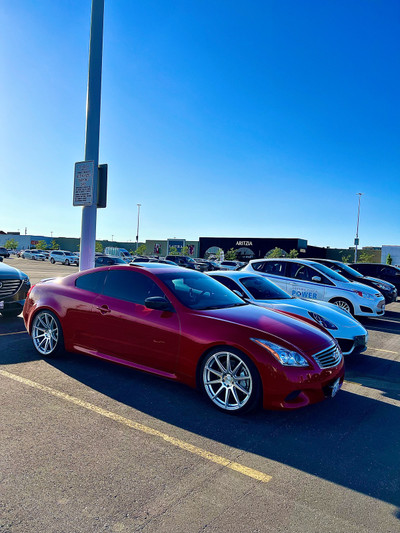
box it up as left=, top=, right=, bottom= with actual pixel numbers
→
left=341, top=253, right=352, bottom=263
left=36, top=240, right=48, bottom=250
left=181, top=246, right=189, bottom=256
left=95, top=241, right=103, bottom=253
left=358, top=251, right=374, bottom=263
left=225, top=248, right=238, bottom=260
left=136, top=244, right=146, bottom=256
left=288, top=249, right=299, bottom=258
left=386, top=254, right=393, bottom=265
left=168, top=246, right=179, bottom=256
left=265, top=247, right=286, bottom=258
left=4, top=238, right=18, bottom=250
left=50, top=240, right=60, bottom=250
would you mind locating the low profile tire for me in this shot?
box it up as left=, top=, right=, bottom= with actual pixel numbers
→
left=31, top=310, right=65, bottom=357
left=50, top=258, right=55, bottom=264
left=330, top=298, right=354, bottom=315
left=199, top=347, right=262, bottom=414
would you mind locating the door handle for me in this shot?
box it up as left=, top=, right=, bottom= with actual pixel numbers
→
left=96, top=305, right=111, bottom=314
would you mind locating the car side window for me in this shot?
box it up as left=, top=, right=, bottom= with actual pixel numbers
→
left=76, top=271, right=107, bottom=293
left=212, top=276, right=246, bottom=298
left=103, top=270, right=165, bottom=304
left=261, top=261, right=286, bottom=276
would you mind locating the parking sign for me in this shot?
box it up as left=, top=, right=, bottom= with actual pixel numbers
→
left=73, top=161, right=95, bottom=206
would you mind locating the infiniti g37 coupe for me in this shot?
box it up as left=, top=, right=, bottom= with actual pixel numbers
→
left=23, top=264, right=344, bottom=413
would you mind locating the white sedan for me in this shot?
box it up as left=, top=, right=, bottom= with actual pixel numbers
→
left=208, top=270, right=368, bottom=356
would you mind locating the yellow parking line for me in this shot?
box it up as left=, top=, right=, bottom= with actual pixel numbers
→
left=368, top=347, right=398, bottom=355
left=0, top=330, right=27, bottom=337
left=0, top=369, right=272, bottom=483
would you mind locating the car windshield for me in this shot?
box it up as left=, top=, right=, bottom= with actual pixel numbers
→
left=239, top=276, right=291, bottom=300
left=311, top=263, right=349, bottom=283
left=331, top=262, right=364, bottom=278
left=158, top=271, right=247, bottom=310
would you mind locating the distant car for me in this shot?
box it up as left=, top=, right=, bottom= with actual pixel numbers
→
left=23, top=264, right=344, bottom=412
left=165, top=255, right=207, bottom=271
left=49, top=250, right=79, bottom=266
left=308, top=258, right=397, bottom=304
left=196, top=260, right=221, bottom=271
left=219, top=260, right=244, bottom=271
left=0, top=247, right=10, bottom=259
left=0, top=262, right=30, bottom=318
left=349, top=263, right=400, bottom=295
left=95, top=256, right=127, bottom=267
left=22, top=250, right=46, bottom=261
left=208, top=271, right=368, bottom=356
left=241, top=258, right=385, bottom=317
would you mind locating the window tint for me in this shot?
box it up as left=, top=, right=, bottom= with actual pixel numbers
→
left=289, top=263, right=330, bottom=284
left=76, top=271, right=107, bottom=293
left=240, top=276, right=291, bottom=300
left=103, top=270, right=164, bottom=304
left=258, top=261, right=286, bottom=276
left=380, top=266, right=397, bottom=276
left=212, top=276, right=246, bottom=298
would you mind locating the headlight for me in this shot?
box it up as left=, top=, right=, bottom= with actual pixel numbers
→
left=373, top=282, right=389, bottom=291
left=308, top=312, right=338, bottom=330
left=251, top=338, right=309, bottom=367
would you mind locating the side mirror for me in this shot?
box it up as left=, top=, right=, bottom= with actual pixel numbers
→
left=145, top=296, right=173, bottom=312
left=233, top=289, right=245, bottom=299
left=311, top=276, right=322, bottom=283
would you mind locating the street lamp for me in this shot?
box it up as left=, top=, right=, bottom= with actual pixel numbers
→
left=136, top=204, right=141, bottom=251
left=354, top=193, right=363, bottom=263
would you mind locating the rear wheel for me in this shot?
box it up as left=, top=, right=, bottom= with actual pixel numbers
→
left=199, top=348, right=262, bottom=414
left=31, top=310, right=64, bottom=356
left=330, top=298, right=354, bottom=315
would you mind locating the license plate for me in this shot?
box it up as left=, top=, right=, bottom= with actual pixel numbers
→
left=0, top=301, right=4, bottom=309
left=331, top=378, right=341, bottom=398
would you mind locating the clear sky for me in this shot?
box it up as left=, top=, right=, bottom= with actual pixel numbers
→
left=1, top=0, right=399, bottom=248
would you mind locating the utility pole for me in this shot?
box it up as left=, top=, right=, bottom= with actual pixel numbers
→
left=354, top=193, right=363, bottom=263
left=136, top=204, right=141, bottom=252
left=79, top=0, right=105, bottom=271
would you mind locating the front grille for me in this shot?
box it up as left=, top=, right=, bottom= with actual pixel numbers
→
left=0, top=279, right=22, bottom=298
left=312, top=344, right=342, bottom=369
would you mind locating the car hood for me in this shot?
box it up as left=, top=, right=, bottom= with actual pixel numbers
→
left=195, top=304, right=334, bottom=356
left=0, top=263, right=26, bottom=279
left=348, top=280, right=382, bottom=297
left=363, top=276, right=395, bottom=289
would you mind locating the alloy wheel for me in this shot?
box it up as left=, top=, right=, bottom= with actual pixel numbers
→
left=32, top=311, right=60, bottom=356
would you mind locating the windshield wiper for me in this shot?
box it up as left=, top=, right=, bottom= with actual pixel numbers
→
left=200, top=303, right=247, bottom=310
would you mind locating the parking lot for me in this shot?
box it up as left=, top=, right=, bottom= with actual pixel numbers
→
left=1, top=257, right=400, bottom=532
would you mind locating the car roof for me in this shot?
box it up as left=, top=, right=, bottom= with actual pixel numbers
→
left=208, top=270, right=249, bottom=279
left=250, top=258, right=321, bottom=266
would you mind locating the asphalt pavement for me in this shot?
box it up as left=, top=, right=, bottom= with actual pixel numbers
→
left=1, top=257, right=400, bottom=533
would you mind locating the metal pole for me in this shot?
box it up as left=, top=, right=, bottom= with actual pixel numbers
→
left=136, top=204, right=141, bottom=251
left=354, top=193, right=363, bottom=263
left=80, top=0, right=104, bottom=271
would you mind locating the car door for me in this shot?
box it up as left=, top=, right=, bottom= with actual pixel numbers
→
left=257, top=261, right=288, bottom=291
left=94, top=269, right=181, bottom=374
left=286, top=263, right=326, bottom=301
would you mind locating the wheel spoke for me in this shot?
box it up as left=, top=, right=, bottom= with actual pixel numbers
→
left=224, top=388, right=229, bottom=407
left=231, top=387, right=241, bottom=406
left=226, top=353, right=231, bottom=373
left=211, top=385, right=224, bottom=400
left=205, top=379, right=222, bottom=385
left=234, top=382, right=249, bottom=395
left=214, top=355, right=226, bottom=373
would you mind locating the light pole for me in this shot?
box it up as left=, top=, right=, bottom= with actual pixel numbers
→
left=354, top=193, right=363, bottom=263
left=136, top=204, right=141, bottom=252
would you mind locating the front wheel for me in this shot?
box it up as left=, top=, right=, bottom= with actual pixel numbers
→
left=31, top=310, right=64, bottom=356
left=199, top=348, right=262, bottom=414
left=64, top=259, right=70, bottom=266
left=330, top=298, right=354, bottom=315
left=50, top=258, right=55, bottom=264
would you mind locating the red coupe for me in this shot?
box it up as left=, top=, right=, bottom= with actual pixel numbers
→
left=23, top=264, right=344, bottom=413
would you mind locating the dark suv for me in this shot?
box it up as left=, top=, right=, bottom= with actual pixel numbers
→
left=349, top=263, right=400, bottom=295
left=0, top=263, right=31, bottom=318
left=165, top=255, right=207, bottom=271
left=308, top=258, right=398, bottom=304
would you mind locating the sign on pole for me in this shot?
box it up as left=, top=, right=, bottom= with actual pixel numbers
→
left=73, top=161, right=95, bottom=206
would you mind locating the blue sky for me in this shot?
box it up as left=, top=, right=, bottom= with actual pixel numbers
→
left=1, top=0, right=399, bottom=248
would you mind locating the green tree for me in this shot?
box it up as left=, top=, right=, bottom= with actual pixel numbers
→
left=36, top=240, right=48, bottom=250
left=358, top=251, right=374, bottom=263
left=95, top=241, right=103, bottom=253
left=341, top=253, right=352, bottom=263
left=225, top=248, right=238, bottom=260
left=4, top=238, right=18, bottom=250
left=181, top=246, right=189, bottom=256
left=50, top=240, right=60, bottom=250
left=168, top=246, right=179, bottom=256
left=386, top=254, right=393, bottom=265
left=136, top=244, right=146, bottom=256
left=288, top=249, right=299, bottom=258
left=265, top=247, right=286, bottom=258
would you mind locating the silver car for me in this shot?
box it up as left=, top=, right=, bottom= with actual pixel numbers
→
left=22, top=250, right=46, bottom=261
left=49, top=250, right=79, bottom=266
left=208, top=270, right=368, bottom=355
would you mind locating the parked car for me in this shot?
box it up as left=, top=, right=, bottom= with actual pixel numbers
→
left=165, top=255, right=207, bottom=271
left=308, top=258, right=397, bottom=304
left=219, top=260, right=244, bottom=271
left=208, top=271, right=368, bottom=355
left=95, top=255, right=127, bottom=267
left=0, top=247, right=10, bottom=259
left=0, top=262, right=30, bottom=318
left=23, top=264, right=344, bottom=413
left=349, top=263, right=400, bottom=294
left=104, top=247, right=132, bottom=262
left=196, top=259, right=221, bottom=271
left=49, top=250, right=79, bottom=266
left=21, top=249, right=46, bottom=261
left=242, top=258, right=385, bottom=317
